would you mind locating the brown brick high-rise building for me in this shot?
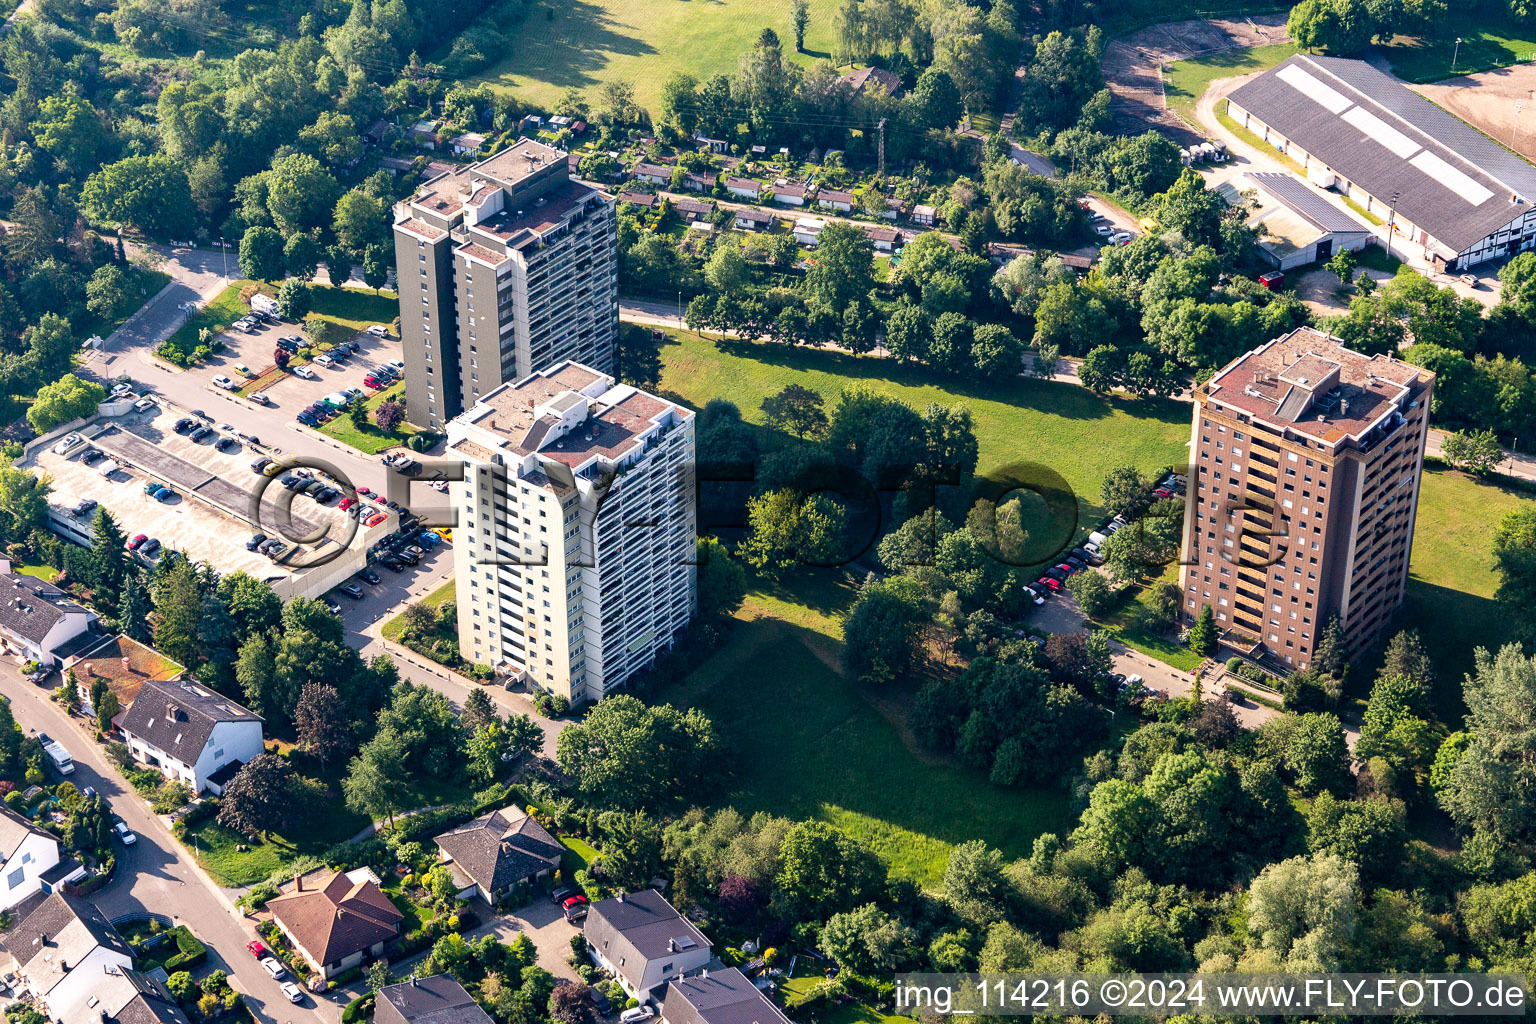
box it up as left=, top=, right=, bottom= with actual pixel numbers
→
left=1178, top=326, right=1434, bottom=670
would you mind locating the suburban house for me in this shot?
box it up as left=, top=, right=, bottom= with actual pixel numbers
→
left=116, top=678, right=263, bottom=794
left=451, top=132, right=487, bottom=157
left=693, top=135, right=729, bottom=154
left=380, top=156, right=417, bottom=175
left=583, top=890, right=712, bottom=1002
left=883, top=197, right=906, bottom=221
left=793, top=217, right=827, bottom=246
left=862, top=225, right=901, bottom=252
left=633, top=162, right=671, bottom=186
left=912, top=204, right=936, bottom=226
left=0, top=805, right=60, bottom=912
left=363, top=119, right=394, bottom=146
left=817, top=189, right=855, bottom=212
left=733, top=208, right=775, bottom=232
left=724, top=177, right=762, bottom=200
left=433, top=805, right=564, bottom=904
left=771, top=183, right=808, bottom=206
left=674, top=199, right=713, bottom=222
left=109, top=980, right=195, bottom=1024
left=0, top=564, right=96, bottom=668
left=265, top=867, right=403, bottom=979
left=618, top=191, right=659, bottom=209
left=682, top=172, right=714, bottom=193
left=67, top=633, right=183, bottom=721
left=375, top=974, right=493, bottom=1024
left=838, top=65, right=903, bottom=99
left=662, top=968, right=793, bottom=1024
left=0, top=893, right=137, bottom=1022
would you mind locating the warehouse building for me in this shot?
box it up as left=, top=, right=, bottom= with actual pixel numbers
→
left=1226, top=55, right=1536, bottom=271
left=1244, top=172, right=1375, bottom=269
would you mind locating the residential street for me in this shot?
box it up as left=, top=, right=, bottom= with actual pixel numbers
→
left=0, top=662, right=330, bottom=1023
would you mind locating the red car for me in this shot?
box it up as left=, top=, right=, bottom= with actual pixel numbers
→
left=562, top=894, right=590, bottom=920
left=358, top=487, right=375, bottom=498
left=1037, top=576, right=1061, bottom=591
left=246, top=940, right=267, bottom=959
left=127, top=534, right=147, bottom=551
left=1153, top=488, right=1173, bottom=498
left=1056, top=563, right=1076, bottom=575
left=339, top=497, right=356, bottom=511
left=364, top=512, right=387, bottom=527
left=363, top=375, right=384, bottom=388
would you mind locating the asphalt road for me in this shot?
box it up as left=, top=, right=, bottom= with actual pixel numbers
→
left=1, top=662, right=329, bottom=1023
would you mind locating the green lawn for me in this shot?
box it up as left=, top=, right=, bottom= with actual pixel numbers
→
left=658, top=328, right=1190, bottom=528
left=307, top=286, right=399, bottom=330
left=1379, top=26, right=1536, bottom=82
left=1389, top=466, right=1533, bottom=721
left=183, top=805, right=371, bottom=888
left=382, top=579, right=458, bottom=642
left=15, top=564, right=60, bottom=582
left=1092, top=565, right=1203, bottom=672
left=666, top=585, right=1076, bottom=886
left=560, top=835, right=601, bottom=875
left=467, top=0, right=848, bottom=115
left=317, top=381, right=419, bottom=455
left=782, top=973, right=906, bottom=1024
left=1163, top=43, right=1299, bottom=127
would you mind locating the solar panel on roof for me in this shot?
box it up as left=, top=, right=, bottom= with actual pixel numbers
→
left=1277, top=64, right=1352, bottom=114
left=1341, top=107, right=1419, bottom=158
left=1410, top=151, right=1495, bottom=205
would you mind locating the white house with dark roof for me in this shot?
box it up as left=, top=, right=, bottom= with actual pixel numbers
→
left=375, top=974, right=493, bottom=1024
left=582, top=889, right=712, bottom=1002
left=116, top=678, right=263, bottom=793
left=434, top=805, right=564, bottom=904
left=0, top=805, right=60, bottom=912
left=0, top=893, right=137, bottom=1022
left=0, top=563, right=95, bottom=668
left=662, top=969, right=792, bottom=1024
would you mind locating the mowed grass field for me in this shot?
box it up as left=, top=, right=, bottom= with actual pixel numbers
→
left=1391, top=466, right=1533, bottom=720
left=1163, top=43, right=1299, bottom=126
left=1379, top=25, right=1536, bottom=82
left=657, top=328, right=1192, bottom=528
left=474, top=0, right=845, bottom=115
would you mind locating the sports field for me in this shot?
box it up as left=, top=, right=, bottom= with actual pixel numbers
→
left=474, top=0, right=845, bottom=115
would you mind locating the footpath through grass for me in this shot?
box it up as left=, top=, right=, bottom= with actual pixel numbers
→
left=657, top=328, right=1190, bottom=527
left=1163, top=43, right=1299, bottom=126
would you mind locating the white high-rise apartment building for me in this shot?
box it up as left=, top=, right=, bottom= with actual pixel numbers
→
left=445, top=361, right=696, bottom=703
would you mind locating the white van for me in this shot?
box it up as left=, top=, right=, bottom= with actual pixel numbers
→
left=43, top=738, right=74, bottom=775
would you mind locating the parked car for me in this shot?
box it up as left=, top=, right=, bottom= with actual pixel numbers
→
left=367, top=324, right=390, bottom=337
left=292, top=365, right=318, bottom=380
left=190, top=425, right=214, bottom=441
left=259, top=958, right=287, bottom=980
left=277, top=336, right=302, bottom=352
left=386, top=359, right=406, bottom=374
left=133, top=397, right=155, bottom=412
left=249, top=392, right=272, bottom=406
left=51, top=433, right=83, bottom=455
left=246, top=534, right=268, bottom=551
left=72, top=499, right=97, bottom=517
left=359, top=568, right=381, bottom=585
left=562, top=894, right=590, bottom=921
left=127, top=534, right=146, bottom=551
left=296, top=413, right=319, bottom=427
left=324, top=599, right=343, bottom=615
left=112, top=822, right=137, bottom=845
left=79, top=448, right=103, bottom=465
left=251, top=457, right=273, bottom=474
left=173, top=418, right=197, bottom=434
left=590, top=989, right=614, bottom=1016
left=363, top=375, right=384, bottom=389
left=619, top=1008, right=653, bottom=1024
left=281, top=982, right=304, bottom=1004
left=1064, top=557, right=1085, bottom=571
left=211, top=374, right=236, bottom=390
left=1024, top=585, right=1045, bottom=606
left=139, top=538, right=161, bottom=556
left=154, top=487, right=177, bottom=502
left=364, top=512, right=387, bottom=527
left=314, top=353, right=334, bottom=367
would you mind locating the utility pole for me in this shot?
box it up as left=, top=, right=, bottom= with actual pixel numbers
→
left=1385, top=190, right=1401, bottom=265
left=877, top=117, right=887, bottom=177
left=219, top=235, right=228, bottom=281
left=1452, top=37, right=1463, bottom=73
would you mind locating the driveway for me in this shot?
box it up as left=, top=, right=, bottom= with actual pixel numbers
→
left=0, top=661, right=329, bottom=1023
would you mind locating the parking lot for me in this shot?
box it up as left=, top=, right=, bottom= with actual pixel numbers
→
left=34, top=401, right=396, bottom=599
left=241, top=330, right=402, bottom=412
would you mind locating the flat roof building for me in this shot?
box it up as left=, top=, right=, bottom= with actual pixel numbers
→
left=446, top=362, right=695, bottom=702
left=1241, top=172, right=1375, bottom=270
left=1226, top=55, right=1536, bottom=270
left=1178, top=327, right=1433, bottom=669
left=394, top=138, right=619, bottom=429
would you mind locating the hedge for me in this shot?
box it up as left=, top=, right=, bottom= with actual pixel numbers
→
left=342, top=994, right=375, bottom=1023
left=164, top=926, right=207, bottom=971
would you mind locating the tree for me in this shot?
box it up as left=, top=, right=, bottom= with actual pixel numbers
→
left=820, top=903, right=917, bottom=974
left=28, top=375, right=105, bottom=434
left=95, top=688, right=120, bottom=734
left=363, top=245, right=390, bottom=292
left=555, top=695, right=720, bottom=810
left=1188, top=605, right=1217, bottom=658
left=295, top=683, right=350, bottom=772
left=1245, top=853, right=1360, bottom=970
left=1442, top=428, right=1503, bottom=474
left=1327, top=246, right=1358, bottom=289
left=775, top=820, right=887, bottom=919
left=216, top=754, right=296, bottom=837
left=505, top=714, right=545, bottom=761
left=467, top=722, right=512, bottom=785
left=86, top=265, right=135, bottom=322
left=1494, top=507, right=1536, bottom=635
left=90, top=510, right=131, bottom=608
left=549, top=982, right=596, bottom=1024
left=347, top=395, right=369, bottom=431
left=1100, top=466, right=1151, bottom=519
left=704, top=245, right=749, bottom=295
left=696, top=537, right=748, bottom=620
left=843, top=577, right=927, bottom=684
left=266, top=153, right=341, bottom=235
left=1436, top=644, right=1536, bottom=857
left=239, top=226, right=286, bottom=282
left=24, top=313, right=76, bottom=382
left=761, top=385, right=827, bottom=439
left=374, top=399, right=406, bottom=433
left=284, top=233, right=322, bottom=281
left=943, top=840, right=1012, bottom=925
left=326, top=246, right=354, bottom=288
left=277, top=280, right=313, bottom=320
left=971, top=323, right=1022, bottom=378
left=151, top=560, right=205, bottom=669
left=1286, top=713, right=1352, bottom=796
left=1066, top=569, right=1112, bottom=617
left=344, top=726, right=411, bottom=826
left=790, top=0, right=810, bottom=50
left=81, top=155, right=195, bottom=237
left=1156, top=168, right=1224, bottom=248
left=334, top=189, right=388, bottom=252
left=739, top=489, right=847, bottom=574
left=300, top=110, right=362, bottom=167
left=806, top=222, right=875, bottom=312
